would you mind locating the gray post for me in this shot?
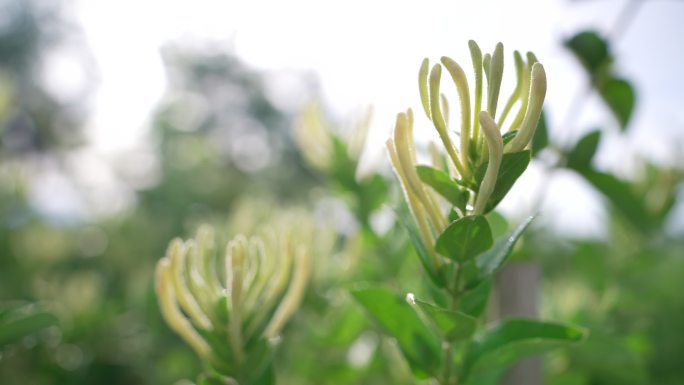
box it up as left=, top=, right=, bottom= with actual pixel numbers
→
left=496, top=261, right=541, bottom=385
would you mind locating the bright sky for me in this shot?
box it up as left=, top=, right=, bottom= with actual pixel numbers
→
left=58, top=0, right=684, bottom=235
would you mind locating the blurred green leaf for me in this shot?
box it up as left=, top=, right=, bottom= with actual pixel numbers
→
left=412, top=298, right=477, bottom=341
left=578, top=169, right=655, bottom=233
left=502, top=130, right=518, bottom=146
left=600, top=78, right=635, bottom=130
left=461, top=319, right=587, bottom=382
left=476, top=151, right=531, bottom=213
left=0, top=302, right=58, bottom=346
left=532, top=110, right=549, bottom=157
left=567, top=130, right=601, bottom=170
left=350, top=286, right=441, bottom=378
left=435, top=215, right=492, bottom=262
left=416, top=165, right=469, bottom=211
left=457, top=279, right=492, bottom=318
left=564, top=31, right=611, bottom=75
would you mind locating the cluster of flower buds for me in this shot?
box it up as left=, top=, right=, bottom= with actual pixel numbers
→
left=155, top=216, right=313, bottom=372
left=387, top=41, right=546, bottom=268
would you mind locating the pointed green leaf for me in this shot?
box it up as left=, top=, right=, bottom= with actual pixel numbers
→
left=567, top=130, right=601, bottom=170
left=464, top=216, right=534, bottom=290
left=600, top=78, right=635, bottom=130
left=501, top=130, right=518, bottom=146
left=351, top=286, right=441, bottom=378
left=415, top=165, right=469, bottom=211
left=531, top=110, right=549, bottom=157
left=435, top=215, right=492, bottom=262
left=461, top=319, right=587, bottom=382
left=412, top=298, right=477, bottom=341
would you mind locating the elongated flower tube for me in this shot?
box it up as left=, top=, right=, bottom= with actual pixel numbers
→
left=155, top=217, right=313, bottom=381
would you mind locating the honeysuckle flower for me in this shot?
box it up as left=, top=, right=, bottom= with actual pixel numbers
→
left=387, top=41, right=546, bottom=272
left=155, top=215, right=313, bottom=370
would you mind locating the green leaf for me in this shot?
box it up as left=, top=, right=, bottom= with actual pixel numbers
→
left=564, top=31, right=611, bottom=75
left=600, top=78, right=635, bottom=130
left=567, top=130, right=601, bottom=170
left=531, top=110, right=549, bottom=157
left=412, top=298, right=477, bottom=341
left=465, top=216, right=534, bottom=290
left=457, top=279, right=492, bottom=318
left=0, top=303, right=58, bottom=346
left=394, top=204, right=446, bottom=288
left=415, top=165, right=469, bottom=211
left=351, top=286, right=441, bottom=378
left=435, top=215, right=492, bottom=262
left=501, top=130, right=518, bottom=145
left=242, top=339, right=275, bottom=385
left=578, top=169, right=655, bottom=233
left=476, top=151, right=531, bottom=213
left=461, top=319, right=587, bottom=382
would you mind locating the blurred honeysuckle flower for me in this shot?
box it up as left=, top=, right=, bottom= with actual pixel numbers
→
left=294, top=101, right=373, bottom=181
left=387, top=41, right=546, bottom=272
left=155, top=212, right=314, bottom=382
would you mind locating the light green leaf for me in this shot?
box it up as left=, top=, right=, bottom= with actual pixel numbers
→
left=435, top=216, right=492, bottom=262
left=351, top=286, right=441, bottom=378
left=578, top=169, right=655, bottom=233
left=416, top=165, right=469, bottom=211
left=464, top=216, right=534, bottom=290
left=412, top=298, right=477, bottom=341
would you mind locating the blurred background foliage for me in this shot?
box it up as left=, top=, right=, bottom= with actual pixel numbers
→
left=1, top=0, right=683, bottom=384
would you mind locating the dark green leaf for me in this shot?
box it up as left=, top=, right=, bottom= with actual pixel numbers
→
left=435, top=215, right=492, bottom=262
left=351, top=286, right=441, bottom=378
left=394, top=204, right=446, bottom=287
left=457, top=279, right=492, bottom=318
left=412, top=298, right=477, bottom=341
left=243, top=339, right=275, bottom=385
left=448, top=208, right=461, bottom=222
left=0, top=303, right=58, bottom=346
left=476, top=151, right=531, bottom=213
left=567, top=130, right=601, bottom=170
left=461, top=319, right=587, bottom=382
left=564, top=31, right=611, bottom=74
left=502, top=130, right=518, bottom=145
left=531, top=110, right=549, bottom=157
left=416, top=165, right=469, bottom=211
left=600, top=78, right=635, bottom=130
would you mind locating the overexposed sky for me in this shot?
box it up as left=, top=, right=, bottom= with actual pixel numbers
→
left=51, top=0, right=684, bottom=234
